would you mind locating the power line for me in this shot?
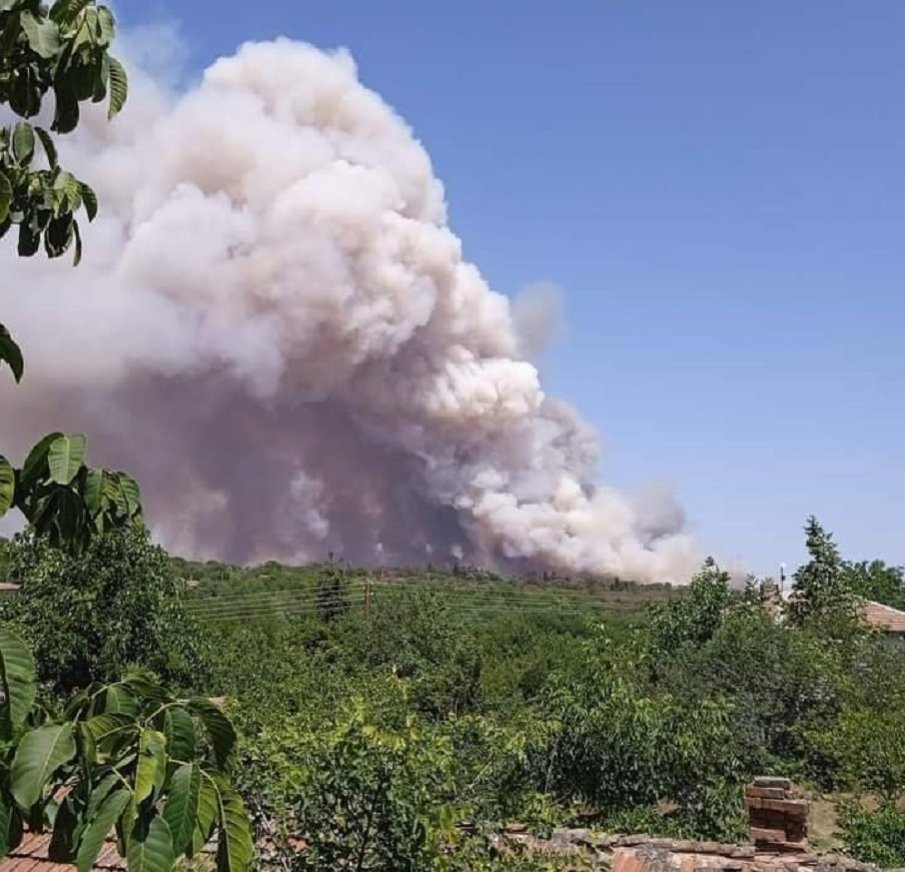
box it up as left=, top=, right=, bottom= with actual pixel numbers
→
left=190, top=597, right=613, bottom=623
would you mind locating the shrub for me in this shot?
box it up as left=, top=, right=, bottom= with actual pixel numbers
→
left=840, top=802, right=905, bottom=868
left=238, top=679, right=465, bottom=871
left=542, top=637, right=746, bottom=841
left=1, top=526, right=209, bottom=695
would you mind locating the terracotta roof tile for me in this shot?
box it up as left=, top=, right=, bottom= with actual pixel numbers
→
left=0, top=833, right=125, bottom=872
left=863, top=600, right=905, bottom=633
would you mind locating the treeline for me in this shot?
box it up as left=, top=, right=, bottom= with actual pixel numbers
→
left=2, top=518, right=905, bottom=869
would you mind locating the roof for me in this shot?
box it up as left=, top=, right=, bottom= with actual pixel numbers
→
left=862, top=600, right=905, bottom=633
left=0, top=832, right=125, bottom=872
left=610, top=839, right=877, bottom=872
left=492, top=830, right=879, bottom=871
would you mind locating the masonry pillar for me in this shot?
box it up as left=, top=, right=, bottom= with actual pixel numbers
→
left=745, top=777, right=809, bottom=853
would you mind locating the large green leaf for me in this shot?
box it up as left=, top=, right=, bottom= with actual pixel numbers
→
left=50, top=0, right=91, bottom=24
left=0, top=172, right=11, bottom=225
left=10, top=723, right=76, bottom=810
left=0, top=324, right=24, bottom=383
left=95, top=6, right=115, bottom=46
left=80, top=182, right=97, bottom=221
left=77, top=787, right=131, bottom=872
left=12, top=123, right=35, bottom=165
left=0, top=627, right=37, bottom=740
left=186, top=699, right=235, bottom=769
left=190, top=774, right=218, bottom=857
left=104, top=685, right=140, bottom=716
left=0, top=457, right=15, bottom=517
left=20, top=432, right=64, bottom=486
left=47, top=433, right=87, bottom=485
left=121, top=672, right=170, bottom=703
left=20, top=11, right=61, bottom=59
left=85, top=713, right=135, bottom=756
left=134, top=729, right=167, bottom=804
left=126, top=814, right=174, bottom=872
left=84, top=468, right=104, bottom=519
left=213, top=777, right=253, bottom=872
left=162, top=764, right=199, bottom=855
left=163, top=708, right=196, bottom=763
left=107, top=56, right=127, bottom=119
left=117, top=474, right=142, bottom=517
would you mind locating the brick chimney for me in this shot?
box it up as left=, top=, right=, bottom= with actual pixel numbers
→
left=745, top=777, right=808, bottom=853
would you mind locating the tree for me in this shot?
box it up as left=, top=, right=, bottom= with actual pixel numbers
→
left=843, top=559, right=905, bottom=611
left=787, top=517, right=861, bottom=629
left=314, top=561, right=351, bottom=624
left=2, top=526, right=209, bottom=695
left=0, top=629, right=253, bottom=872
left=0, top=1, right=139, bottom=552
left=647, top=557, right=732, bottom=666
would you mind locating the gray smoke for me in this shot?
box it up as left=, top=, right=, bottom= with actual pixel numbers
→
left=0, top=39, right=700, bottom=582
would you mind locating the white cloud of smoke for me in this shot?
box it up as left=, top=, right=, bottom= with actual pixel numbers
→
left=0, top=39, right=700, bottom=582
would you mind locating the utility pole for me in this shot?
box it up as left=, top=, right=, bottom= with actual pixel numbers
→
left=364, top=576, right=372, bottom=618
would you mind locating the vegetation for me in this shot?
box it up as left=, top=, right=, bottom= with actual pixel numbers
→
left=840, top=803, right=905, bottom=869
left=1, top=526, right=208, bottom=696
left=2, top=513, right=905, bottom=868
left=0, top=628, right=251, bottom=872
left=0, top=10, right=250, bottom=872
left=1, top=8, right=903, bottom=869
left=0, top=0, right=141, bottom=553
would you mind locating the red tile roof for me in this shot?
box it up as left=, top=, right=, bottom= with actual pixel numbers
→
left=0, top=832, right=125, bottom=872
left=862, top=600, right=905, bottom=633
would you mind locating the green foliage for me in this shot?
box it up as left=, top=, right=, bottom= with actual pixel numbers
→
left=0, top=323, right=23, bottom=383
left=0, top=629, right=251, bottom=872
left=787, top=517, right=861, bottom=631
left=314, top=561, right=350, bottom=623
left=840, top=802, right=905, bottom=868
left=647, top=557, right=731, bottom=666
left=182, top=518, right=905, bottom=865
left=806, top=701, right=905, bottom=800
left=1, top=526, right=208, bottom=695
left=0, top=432, right=143, bottom=553
left=0, top=1, right=142, bottom=557
left=843, top=559, right=905, bottom=610
left=541, top=633, right=746, bottom=841
left=0, top=0, right=128, bottom=266
left=663, top=606, right=843, bottom=775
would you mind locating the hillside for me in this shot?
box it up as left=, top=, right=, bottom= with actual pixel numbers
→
left=171, top=556, right=676, bottom=630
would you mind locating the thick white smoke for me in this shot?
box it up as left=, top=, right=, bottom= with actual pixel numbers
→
left=0, top=40, right=700, bottom=582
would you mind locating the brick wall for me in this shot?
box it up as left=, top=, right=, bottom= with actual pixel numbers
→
left=746, top=776, right=809, bottom=853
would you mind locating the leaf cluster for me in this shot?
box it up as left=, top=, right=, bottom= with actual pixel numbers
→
left=0, top=433, right=142, bottom=555
left=0, top=629, right=252, bottom=872
left=0, top=0, right=127, bottom=264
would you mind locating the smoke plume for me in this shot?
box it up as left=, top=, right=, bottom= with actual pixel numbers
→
left=0, top=39, right=700, bottom=582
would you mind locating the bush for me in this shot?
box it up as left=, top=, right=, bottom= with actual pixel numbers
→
left=239, top=679, right=465, bottom=871
left=840, top=802, right=905, bottom=868
left=542, top=635, right=746, bottom=841
left=664, top=609, right=845, bottom=778
left=1, top=526, right=209, bottom=694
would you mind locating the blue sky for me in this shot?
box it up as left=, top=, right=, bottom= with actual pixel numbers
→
left=122, top=1, right=905, bottom=575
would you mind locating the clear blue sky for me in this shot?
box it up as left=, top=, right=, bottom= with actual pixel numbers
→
left=122, top=1, right=905, bottom=575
